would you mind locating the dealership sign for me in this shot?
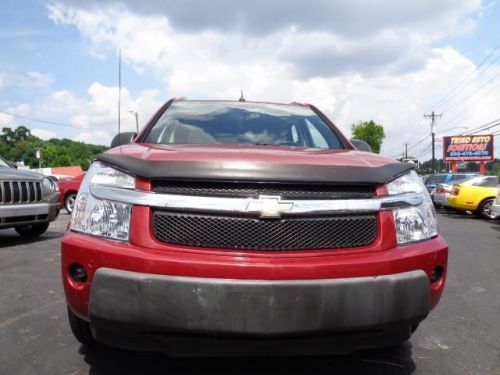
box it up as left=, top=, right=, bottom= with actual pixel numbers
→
left=443, top=134, right=494, bottom=162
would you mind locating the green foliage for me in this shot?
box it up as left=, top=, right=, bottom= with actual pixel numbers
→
left=351, top=120, right=385, bottom=154
left=0, top=126, right=108, bottom=170
left=486, top=160, right=500, bottom=177
left=416, top=158, right=500, bottom=176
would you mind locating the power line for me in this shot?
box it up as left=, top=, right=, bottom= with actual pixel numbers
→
left=0, top=109, right=115, bottom=128
left=428, top=42, right=500, bottom=112
left=438, top=118, right=499, bottom=135
left=438, top=71, right=500, bottom=120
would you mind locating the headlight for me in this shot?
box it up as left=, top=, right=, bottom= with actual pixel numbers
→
left=387, top=170, right=438, bottom=245
left=70, top=161, right=134, bottom=241
left=42, top=177, right=56, bottom=195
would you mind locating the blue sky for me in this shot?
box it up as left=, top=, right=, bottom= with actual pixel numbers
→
left=0, top=0, right=499, bottom=160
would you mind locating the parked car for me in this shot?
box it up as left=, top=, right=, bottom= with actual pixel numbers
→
left=0, top=155, right=60, bottom=237
left=433, top=175, right=479, bottom=208
left=61, top=99, right=448, bottom=355
left=57, top=173, right=85, bottom=214
left=425, top=173, right=479, bottom=196
left=447, top=175, right=500, bottom=219
left=491, top=189, right=500, bottom=219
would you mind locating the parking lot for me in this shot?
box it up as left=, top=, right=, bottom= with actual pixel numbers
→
left=0, top=211, right=499, bottom=375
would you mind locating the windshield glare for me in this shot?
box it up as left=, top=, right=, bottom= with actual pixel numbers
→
left=0, top=157, right=11, bottom=168
left=143, top=102, right=344, bottom=150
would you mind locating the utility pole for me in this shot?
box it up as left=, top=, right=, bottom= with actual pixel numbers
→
left=424, top=111, right=442, bottom=173
left=404, top=142, right=409, bottom=159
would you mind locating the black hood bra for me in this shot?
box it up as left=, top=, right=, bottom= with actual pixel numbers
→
left=96, top=153, right=414, bottom=185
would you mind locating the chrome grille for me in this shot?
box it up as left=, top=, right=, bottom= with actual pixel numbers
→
left=0, top=180, right=42, bottom=204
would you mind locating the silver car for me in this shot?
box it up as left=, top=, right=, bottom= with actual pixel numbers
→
left=0, top=156, right=60, bottom=237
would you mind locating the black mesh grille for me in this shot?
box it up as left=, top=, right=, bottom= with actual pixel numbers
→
left=152, top=181, right=374, bottom=200
left=153, top=211, right=377, bottom=251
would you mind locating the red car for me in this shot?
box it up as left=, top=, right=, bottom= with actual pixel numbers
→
left=61, top=99, right=448, bottom=355
left=57, top=174, right=84, bottom=213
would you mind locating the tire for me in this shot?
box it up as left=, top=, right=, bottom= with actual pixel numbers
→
left=15, top=223, right=49, bottom=238
left=67, top=307, right=96, bottom=346
left=65, top=193, right=77, bottom=214
left=477, top=198, right=496, bottom=220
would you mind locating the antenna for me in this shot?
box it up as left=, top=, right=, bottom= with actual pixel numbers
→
left=118, top=48, right=122, bottom=135
left=239, top=90, right=246, bottom=102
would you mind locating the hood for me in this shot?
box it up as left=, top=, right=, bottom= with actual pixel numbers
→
left=0, top=167, right=43, bottom=180
left=96, top=144, right=413, bottom=185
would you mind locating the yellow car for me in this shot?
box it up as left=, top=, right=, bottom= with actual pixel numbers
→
left=447, top=175, right=500, bottom=219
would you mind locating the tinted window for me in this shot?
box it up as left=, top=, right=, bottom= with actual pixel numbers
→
left=471, top=176, right=499, bottom=187
left=144, top=102, right=343, bottom=149
left=450, top=174, right=469, bottom=181
left=426, top=175, right=447, bottom=184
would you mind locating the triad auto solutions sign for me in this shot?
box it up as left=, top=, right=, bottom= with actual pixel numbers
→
left=443, top=134, right=494, bottom=162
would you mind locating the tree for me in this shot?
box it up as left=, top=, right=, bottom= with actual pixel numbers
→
left=0, top=125, right=107, bottom=169
left=351, top=120, right=385, bottom=154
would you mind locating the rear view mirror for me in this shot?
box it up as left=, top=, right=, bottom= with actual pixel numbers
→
left=110, top=132, right=137, bottom=148
left=350, top=139, right=372, bottom=153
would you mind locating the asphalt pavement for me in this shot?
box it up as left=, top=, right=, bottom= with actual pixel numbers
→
left=0, top=211, right=499, bottom=375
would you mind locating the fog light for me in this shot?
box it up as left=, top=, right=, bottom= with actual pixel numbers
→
left=430, top=266, right=443, bottom=284
left=69, top=263, right=87, bottom=282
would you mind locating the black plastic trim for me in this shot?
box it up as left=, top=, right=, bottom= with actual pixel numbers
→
left=95, top=153, right=414, bottom=184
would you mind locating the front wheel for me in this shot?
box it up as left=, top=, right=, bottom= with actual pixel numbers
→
left=15, top=223, right=49, bottom=238
left=67, top=307, right=96, bottom=346
left=477, top=198, right=496, bottom=220
left=65, top=193, right=77, bottom=214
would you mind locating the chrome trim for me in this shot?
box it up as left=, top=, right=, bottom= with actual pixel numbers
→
left=89, top=185, right=424, bottom=216
left=0, top=203, right=50, bottom=218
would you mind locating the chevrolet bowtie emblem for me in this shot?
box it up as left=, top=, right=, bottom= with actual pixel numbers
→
left=246, top=195, right=294, bottom=218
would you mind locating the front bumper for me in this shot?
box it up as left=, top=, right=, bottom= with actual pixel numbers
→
left=91, top=268, right=429, bottom=335
left=88, top=268, right=430, bottom=353
left=0, top=194, right=60, bottom=229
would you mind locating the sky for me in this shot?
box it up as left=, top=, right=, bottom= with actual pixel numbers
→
left=0, top=0, right=499, bottom=161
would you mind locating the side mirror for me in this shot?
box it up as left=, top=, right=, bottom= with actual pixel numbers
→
left=110, top=132, right=137, bottom=148
left=350, top=139, right=372, bottom=153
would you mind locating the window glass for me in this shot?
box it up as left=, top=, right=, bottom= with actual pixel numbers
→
left=305, top=119, right=329, bottom=149
left=472, top=176, right=499, bottom=187
left=0, top=157, right=10, bottom=168
left=426, top=175, right=447, bottom=184
left=144, top=102, right=344, bottom=149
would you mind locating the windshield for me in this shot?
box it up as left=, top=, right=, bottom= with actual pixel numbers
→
left=143, top=102, right=344, bottom=149
left=426, top=175, right=447, bottom=184
left=462, top=176, right=500, bottom=187
left=0, top=157, right=11, bottom=168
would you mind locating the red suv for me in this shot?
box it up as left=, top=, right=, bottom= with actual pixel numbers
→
left=61, top=99, right=448, bottom=355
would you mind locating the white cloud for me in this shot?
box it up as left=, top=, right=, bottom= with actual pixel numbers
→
left=31, top=128, right=57, bottom=140
left=56, top=0, right=481, bottom=39
left=0, top=70, right=54, bottom=91
left=0, top=104, right=32, bottom=127
left=25, top=81, right=162, bottom=145
left=24, top=71, right=54, bottom=88
left=33, top=1, right=500, bottom=158
left=75, top=129, right=113, bottom=144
